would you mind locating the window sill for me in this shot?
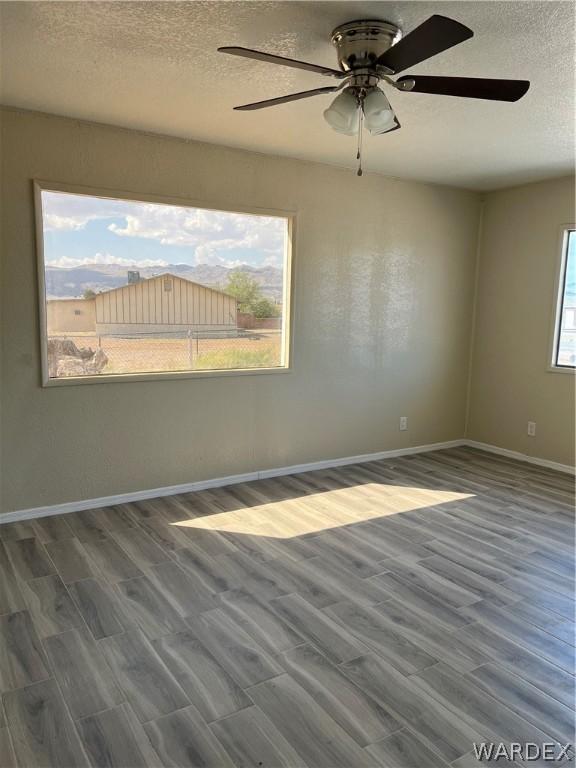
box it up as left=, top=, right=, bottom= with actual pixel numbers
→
left=546, top=365, right=576, bottom=375
left=42, top=366, right=292, bottom=387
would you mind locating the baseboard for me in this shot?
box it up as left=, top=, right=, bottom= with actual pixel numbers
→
left=2, top=437, right=572, bottom=525
left=463, top=439, right=575, bottom=476
left=0, top=438, right=463, bottom=524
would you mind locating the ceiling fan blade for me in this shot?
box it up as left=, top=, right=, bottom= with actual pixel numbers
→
left=234, top=87, right=339, bottom=111
left=377, top=15, right=473, bottom=74
left=218, top=46, right=345, bottom=78
left=398, top=75, right=530, bottom=101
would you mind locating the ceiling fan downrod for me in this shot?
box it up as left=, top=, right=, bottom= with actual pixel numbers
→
left=356, top=95, right=364, bottom=177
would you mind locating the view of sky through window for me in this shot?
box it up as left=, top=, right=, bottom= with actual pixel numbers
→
left=556, top=229, right=576, bottom=367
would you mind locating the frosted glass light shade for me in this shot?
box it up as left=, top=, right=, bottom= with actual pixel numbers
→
left=323, top=90, right=359, bottom=135
left=363, top=88, right=396, bottom=134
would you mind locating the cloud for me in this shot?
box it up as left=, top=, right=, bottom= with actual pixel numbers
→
left=42, top=192, right=131, bottom=231
left=42, top=191, right=286, bottom=268
left=44, top=214, right=95, bottom=231
left=47, top=253, right=169, bottom=269
left=108, top=205, right=286, bottom=267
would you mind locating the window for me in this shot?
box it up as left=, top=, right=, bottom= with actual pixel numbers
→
left=36, top=183, right=292, bottom=383
left=552, top=228, right=576, bottom=370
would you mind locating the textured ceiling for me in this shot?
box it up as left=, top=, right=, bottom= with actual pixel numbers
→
left=1, top=1, right=574, bottom=190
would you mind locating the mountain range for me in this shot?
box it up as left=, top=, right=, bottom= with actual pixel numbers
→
left=45, top=263, right=284, bottom=301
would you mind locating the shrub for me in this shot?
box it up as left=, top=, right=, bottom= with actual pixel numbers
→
left=193, top=347, right=278, bottom=370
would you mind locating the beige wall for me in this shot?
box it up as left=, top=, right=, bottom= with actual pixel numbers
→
left=467, top=176, right=576, bottom=466
left=0, top=108, right=480, bottom=513
left=47, top=298, right=96, bottom=334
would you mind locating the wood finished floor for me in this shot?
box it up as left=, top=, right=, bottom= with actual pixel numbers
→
left=0, top=446, right=574, bottom=768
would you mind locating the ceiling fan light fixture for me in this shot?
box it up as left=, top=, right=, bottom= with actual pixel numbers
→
left=363, top=88, right=396, bottom=134
left=323, top=90, right=359, bottom=135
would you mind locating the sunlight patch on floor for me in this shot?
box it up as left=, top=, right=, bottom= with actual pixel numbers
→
left=171, top=485, right=474, bottom=538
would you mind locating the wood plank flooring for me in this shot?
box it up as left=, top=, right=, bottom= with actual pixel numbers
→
left=0, top=446, right=574, bottom=767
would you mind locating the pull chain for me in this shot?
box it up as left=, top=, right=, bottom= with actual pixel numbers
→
left=356, top=105, right=363, bottom=177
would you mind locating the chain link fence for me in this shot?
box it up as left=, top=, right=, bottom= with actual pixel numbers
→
left=47, top=328, right=283, bottom=377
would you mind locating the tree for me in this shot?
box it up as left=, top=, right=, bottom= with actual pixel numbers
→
left=224, top=270, right=263, bottom=314
left=251, top=297, right=280, bottom=318
left=83, top=288, right=96, bottom=299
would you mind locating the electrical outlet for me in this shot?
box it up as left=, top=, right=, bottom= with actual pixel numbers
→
left=399, top=416, right=408, bottom=431
left=527, top=421, right=536, bottom=437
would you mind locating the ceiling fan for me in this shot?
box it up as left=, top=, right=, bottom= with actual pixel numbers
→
left=218, top=15, right=530, bottom=175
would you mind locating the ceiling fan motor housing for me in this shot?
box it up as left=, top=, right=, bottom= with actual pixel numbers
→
left=330, top=20, right=401, bottom=73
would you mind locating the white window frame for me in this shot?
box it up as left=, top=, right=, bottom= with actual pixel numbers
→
left=548, top=224, right=576, bottom=373
left=34, top=180, right=295, bottom=386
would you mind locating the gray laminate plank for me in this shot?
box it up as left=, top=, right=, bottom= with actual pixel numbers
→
left=81, top=537, right=143, bottom=583
left=348, top=522, right=431, bottom=563
left=313, top=531, right=385, bottom=578
left=421, top=538, right=513, bottom=583
left=380, top=559, right=480, bottom=608
left=418, top=555, right=519, bottom=606
left=67, top=578, right=126, bottom=639
left=0, top=541, right=25, bottom=616
left=267, top=555, right=342, bottom=608
left=371, top=598, right=488, bottom=673
left=91, top=505, right=137, bottom=532
left=505, top=600, right=575, bottom=646
left=366, top=727, right=449, bottom=768
left=370, top=571, right=472, bottom=630
left=247, top=673, right=374, bottom=767
left=109, top=526, right=170, bottom=569
left=4, top=538, right=56, bottom=581
left=152, top=630, right=251, bottom=722
left=133, top=515, right=191, bottom=553
left=210, top=705, right=308, bottom=768
left=65, top=510, right=109, bottom=542
left=457, top=621, right=575, bottom=709
left=187, top=608, right=283, bottom=689
left=302, top=554, right=393, bottom=607
left=0, top=521, right=37, bottom=541
left=32, top=515, right=74, bottom=543
left=0, top=727, right=17, bottom=768
left=114, top=575, right=187, bottom=639
left=147, top=560, right=217, bottom=616
left=451, top=751, right=528, bottom=768
left=485, top=552, right=574, bottom=598
left=77, top=705, right=157, bottom=768
left=45, top=538, right=99, bottom=583
left=0, top=611, right=50, bottom=692
left=172, top=545, right=233, bottom=594
left=99, top=629, right=189, bottom=723
left=144, top=705, right=235, bottom=768
left=468, top=663, right=576, bottom=745
left=462, top=600, right=575, bottom=673
left=324, top=600, right=437, bottom=674
left=339, top=654, right=483, bottom=762
left=3, top=678, right=90, bottom=767
left=219, top=551, right=293, bottom=601
left=412, top=661, right=564, bottom=762
left=280, top=643, right=401, bottom=747
left=530, top=549, right=574, bottom=578
left=501, top=577, right=574, bottom=620
left=219, top=588, right=305, bottom=654
left=270, top=594, right=368, bottom=665
left=175, top=526, right=239, bottom=558
left=44, top=627, right=124, bottom=719
left=20, top=574, right=83, bottom=638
